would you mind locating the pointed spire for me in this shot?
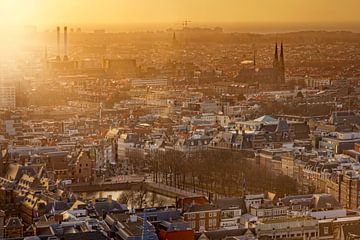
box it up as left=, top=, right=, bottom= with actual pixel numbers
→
left=279, top=42, right=285, bottom=84
left=273, top=42, right=279, bottom=68
left=253, top=49, right=256, bottom=69
left=279, top=42, right=285, bottom=68
left=274, top=42, right=278, bottom=61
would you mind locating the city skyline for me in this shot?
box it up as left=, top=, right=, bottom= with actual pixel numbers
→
left=1, top=0, right=360, bottom=30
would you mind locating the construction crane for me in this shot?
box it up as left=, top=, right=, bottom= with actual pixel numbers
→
left=182, top=19, right=191, bottom=29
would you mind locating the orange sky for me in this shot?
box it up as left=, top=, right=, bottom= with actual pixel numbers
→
left=0, top=0, right=359, bottom=28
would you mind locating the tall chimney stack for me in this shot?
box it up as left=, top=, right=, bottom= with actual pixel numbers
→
left=56, top=26, right=60, bottom=61
left=63, top=26, right=68, bottom=61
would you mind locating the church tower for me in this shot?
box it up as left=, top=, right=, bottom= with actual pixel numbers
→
left=273, top=43, right=279, bottom=69
left=172, top=32, right=178, bottom=47
left=253, top=49, right=256, bottom=69
left=279, top=42, right=285, bottom=84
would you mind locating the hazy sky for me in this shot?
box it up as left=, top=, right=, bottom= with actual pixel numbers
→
left=0, top=0, right=359, bottom=27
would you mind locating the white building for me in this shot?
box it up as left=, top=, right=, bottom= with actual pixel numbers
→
left=256, top=216, right=319, bottom=239
left=131, top=78, right=168, bottom=87
left=215, top=197, right=245, bottom=229
left=308, top=208, right=346, bottom=220
left=245, top=194, right=265, bottom=211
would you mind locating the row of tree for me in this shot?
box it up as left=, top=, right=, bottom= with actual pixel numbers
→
left=117, top=187, right=168, bottom=208
left=129, top=148, right=299, bottom=198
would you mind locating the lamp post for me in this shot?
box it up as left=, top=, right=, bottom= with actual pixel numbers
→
left=142, top=208, right=149, bottom=240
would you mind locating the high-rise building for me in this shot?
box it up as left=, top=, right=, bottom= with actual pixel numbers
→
left=0, top=87, right=15, bottom=108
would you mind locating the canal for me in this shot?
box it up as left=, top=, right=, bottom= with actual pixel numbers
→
left=78, top=190, right=176, bottom=209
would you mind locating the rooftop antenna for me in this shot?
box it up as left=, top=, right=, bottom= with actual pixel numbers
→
left=182, top=19, right=191, bottom=29
left=142, top=208, right=148, bottom=240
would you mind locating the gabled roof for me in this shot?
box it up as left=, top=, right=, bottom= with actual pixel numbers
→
left=0, top=177, right=16, bottom=190
left=281, top=193, right=342, bottom=210
left=47, top=200, right=71, bottom=213
left=177, top=196, right=209, bottom=211
left=159, top=229, right=194, bottom=240
left=186, top=204, right=219, bottom=213
left=214, top=197, right=246, bottom=212
left=94, top=199, right=127, bottom=216
left=196, top=228, right=255, bottom=240
left=70, top=200, right=86, bottom=210
left=313, top=193, right=342, bottom=210
left=275, top=119, right=289, bottom=132
left=5, top=217, right=23, bottom=228
left=6, top=163, right=37, bottom=181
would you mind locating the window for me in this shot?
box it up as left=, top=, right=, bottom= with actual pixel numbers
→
left=324, top=227, right=329, bottom=235
left=191, top=221, right=195, bottom=229
left=200, top=220, right=205, bottom=227
left=209, top=212, right=213, bottom=217
left=200, top=213, right=205, bottom=218
left=212, top=219, right=217, bottom=227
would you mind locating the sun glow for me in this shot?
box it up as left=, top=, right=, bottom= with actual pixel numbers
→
left=0, top=0, right=359, bottom=30
left=0, top=0, right=43, bottom=28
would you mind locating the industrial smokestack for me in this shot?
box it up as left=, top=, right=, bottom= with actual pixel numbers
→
left=56, top=26, right=60, bottom=61
left=63, top=26, right=68, bottom=61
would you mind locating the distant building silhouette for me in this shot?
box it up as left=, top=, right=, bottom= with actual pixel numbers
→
left=236, top=42, right=285, bottom=87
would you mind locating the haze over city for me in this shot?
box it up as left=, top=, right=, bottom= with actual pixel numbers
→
left=1, top=0, right=360, bottom=32
left=1, top=1, right=360, bottom=240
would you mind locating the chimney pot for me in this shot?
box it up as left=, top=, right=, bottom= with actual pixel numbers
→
left=63, top=26, right=68, bottom=61
left=107, top=195, right=112, bottom=203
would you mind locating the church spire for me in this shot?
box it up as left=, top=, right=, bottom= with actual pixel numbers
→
left=253, top=49, right=256, bottom=69
left=280, top=42, right=284, bottom=65
left=172, top=31, right=178, bottom=47
left=273, top=42, right=279, bottom=68
left=279, top=42, right=285, bottom=83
